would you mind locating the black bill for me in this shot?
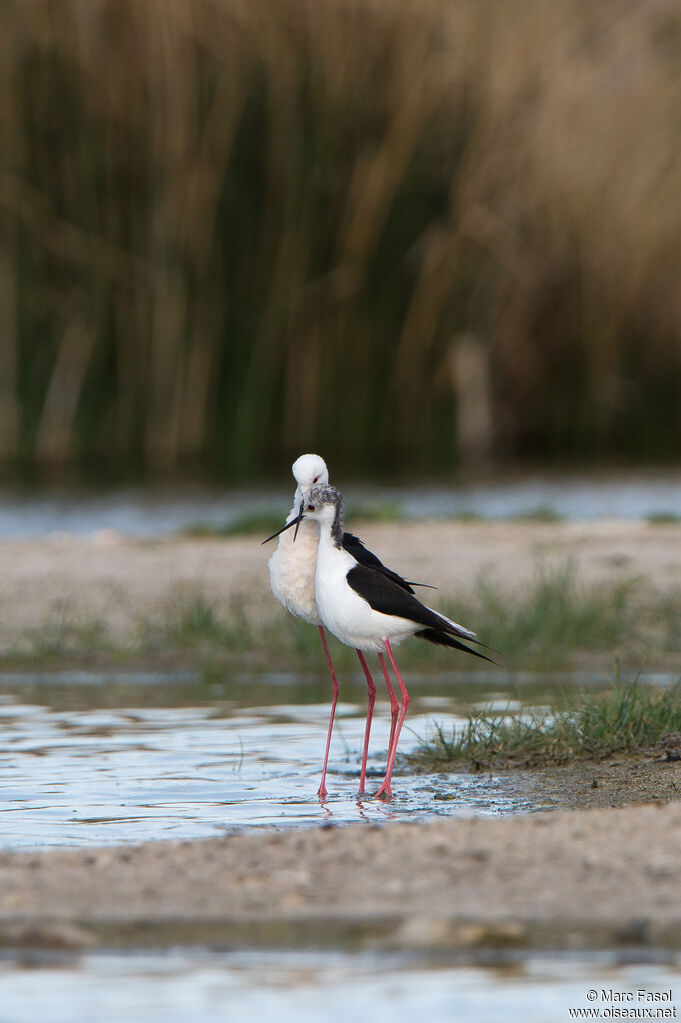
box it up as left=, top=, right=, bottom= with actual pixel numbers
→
left=261, top=502, right=305, bottom=545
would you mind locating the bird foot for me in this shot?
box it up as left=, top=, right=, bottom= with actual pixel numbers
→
left=317, top=784, right=328, bottom=799
left=374, top=782, right=392, bottom=800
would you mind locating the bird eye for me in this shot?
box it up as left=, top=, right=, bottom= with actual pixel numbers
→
left=307, top=504, right=315, bottom=511
left=313, top=476, right=318, bottom=483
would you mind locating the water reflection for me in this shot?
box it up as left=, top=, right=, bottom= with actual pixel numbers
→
left=0, top=671, right=562, bottom=849
left=0, top=669, right=675, bottom=849
left=0, top=696, right=530, bottom=848
left=0, top=949, right=679, bottom=1023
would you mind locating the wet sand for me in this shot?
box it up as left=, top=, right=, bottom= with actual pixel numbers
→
left=2, top=800, right=681, bottom=952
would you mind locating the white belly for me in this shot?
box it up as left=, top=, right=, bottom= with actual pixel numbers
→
left=315, top=543, right=417, bottom=653
left=268, top=516, right=321, bottom=626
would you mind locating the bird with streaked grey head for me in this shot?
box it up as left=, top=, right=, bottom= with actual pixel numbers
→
left=297, top=481, right=491, bottom=798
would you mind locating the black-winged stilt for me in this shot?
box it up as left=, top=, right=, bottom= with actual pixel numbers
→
left=274, top=482, right=492, bottom=799
left=264, top=454, right=429, bottom=798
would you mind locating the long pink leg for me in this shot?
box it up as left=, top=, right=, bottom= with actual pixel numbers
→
left=378, top=652, right=399, bottom=759
left=355, top=650, right=376, bottom=796
left=317, top=625, right=339, bottom=798
left=375, top=639, right=410, bottom=799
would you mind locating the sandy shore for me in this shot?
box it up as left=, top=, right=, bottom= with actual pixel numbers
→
left=2, top=803, right=681, bottom=952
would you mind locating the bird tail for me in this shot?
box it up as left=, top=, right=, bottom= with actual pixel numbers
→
left=424, top=606, right=500, bottom=657
left=425, top=606, right=476, bottom=639
left=415, top=628, right=497, bottom=664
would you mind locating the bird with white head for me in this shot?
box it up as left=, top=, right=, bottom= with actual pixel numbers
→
left=265, top=454, right=428, bottom=797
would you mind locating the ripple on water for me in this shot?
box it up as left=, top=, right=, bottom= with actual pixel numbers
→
left=0, top=671, right=543, bottom=848
left=3, top=667, right=670, bottom=849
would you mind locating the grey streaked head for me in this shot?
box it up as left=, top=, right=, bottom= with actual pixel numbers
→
left=306, top=484, right=344, bottom=546
left=307, top=482, right=342, bottom=507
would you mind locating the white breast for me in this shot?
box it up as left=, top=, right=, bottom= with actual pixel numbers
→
left=314, top=539, right=417, bottom=653
left=268, top=512, right=322, bottom=626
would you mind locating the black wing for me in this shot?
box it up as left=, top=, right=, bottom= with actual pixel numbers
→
left=342, top=532, right=415, bottom=593
left=345, top=563, right=495, bottom=664
left=342, top=531, right=436, bottom=595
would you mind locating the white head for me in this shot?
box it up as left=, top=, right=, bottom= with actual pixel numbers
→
left=263, top=482, right=344, bottom=547
left=292, top=453, right=329, bottom=504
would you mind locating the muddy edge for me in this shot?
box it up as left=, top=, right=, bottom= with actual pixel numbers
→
left=2, top=803, right=681, bottom=952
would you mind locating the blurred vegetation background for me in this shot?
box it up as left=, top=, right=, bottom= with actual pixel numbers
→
left=0, top=0, right=680, bottom=483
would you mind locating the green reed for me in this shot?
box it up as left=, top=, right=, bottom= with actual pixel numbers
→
left=1, top=0, right=681, bottom=480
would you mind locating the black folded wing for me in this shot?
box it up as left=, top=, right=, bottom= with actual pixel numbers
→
left=342, top=531, right=416, bottom=594
left=345, top=563, right=494, bottom=663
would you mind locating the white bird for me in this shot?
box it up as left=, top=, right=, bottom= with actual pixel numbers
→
left=274, top=482, right=492, bottom=799
left=265, top=454, right=429, bottom=797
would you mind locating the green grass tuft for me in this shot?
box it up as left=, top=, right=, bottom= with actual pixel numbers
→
left=511, top=506, right=565, bottom=523
left=646, top=512, right=681, bottom=525
left=447, top=511, right=486, bottom=523
left=345, top=501, right=404, bottom=524
left=411, top=679, right=681, bottom=770
left=437, top=563, right=638, bottom=667
left=181, top=512, right=287, bottom=538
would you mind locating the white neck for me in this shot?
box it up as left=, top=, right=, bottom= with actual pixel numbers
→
left=315, top=518, right=335, bottom=549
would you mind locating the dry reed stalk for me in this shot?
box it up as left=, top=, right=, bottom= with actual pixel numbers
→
left=0, top=0, right=680, bottom=476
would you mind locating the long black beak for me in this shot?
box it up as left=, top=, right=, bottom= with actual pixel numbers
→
left=292, top=500, right=304, bottom=541
left=261, top=502, right=305, bottom=545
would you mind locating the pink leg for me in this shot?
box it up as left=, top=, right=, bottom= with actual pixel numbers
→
left=355, top=650, right=376, bottom=795
left=317, top=625, right=339, bottom=798
left=378, top=652, right=399, bottom=759
left=375, top=639, right=410, bottom=799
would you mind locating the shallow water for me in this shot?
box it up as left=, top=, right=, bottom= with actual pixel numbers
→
left=0, top=669, right=675, bottom=850
left=2, top=670, right=680, bottom=1018
left=0, top=671, right=546, bottom=849
left=1, top=948, right=679, bottom=1023
left=2, top=469, right=681, bottom=538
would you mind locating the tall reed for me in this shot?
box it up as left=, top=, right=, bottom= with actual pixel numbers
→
left=0, top=0, right=680, bottom=479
